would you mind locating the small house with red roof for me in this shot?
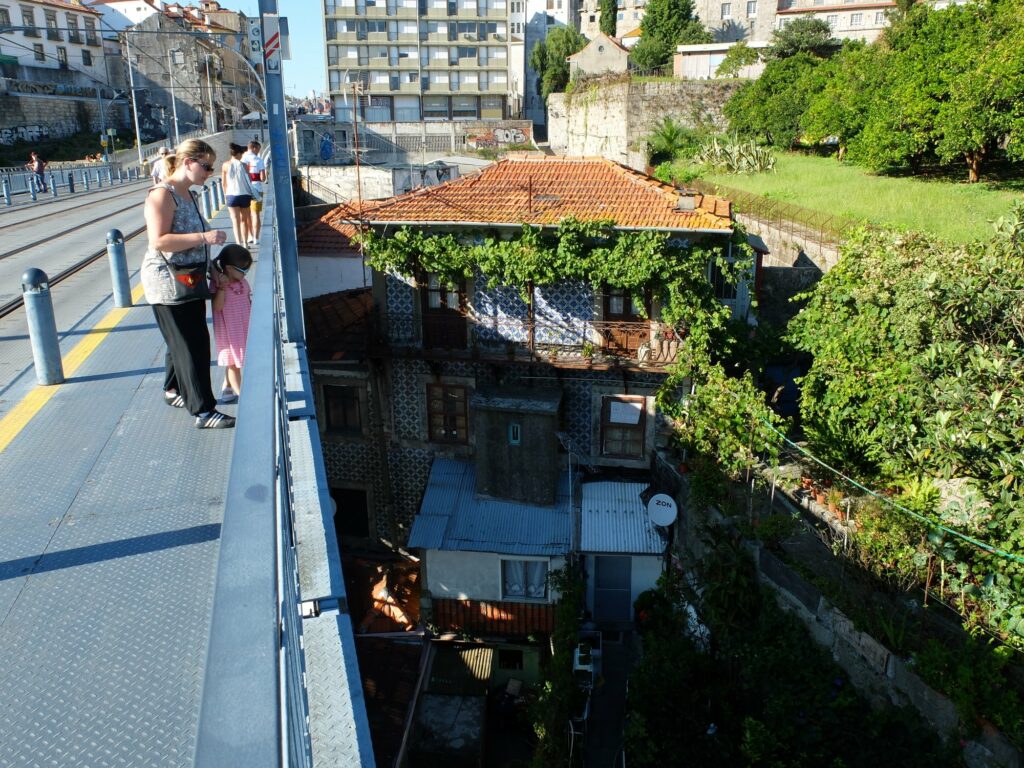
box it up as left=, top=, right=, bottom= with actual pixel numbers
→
left=298, top=155, right=750, bottom=637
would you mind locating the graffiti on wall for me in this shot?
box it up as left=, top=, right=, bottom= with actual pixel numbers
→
left=465, top=123, right=532, bottom=149
left=0, top=119, right=81, bottom=145
left=0, top=78, right=112, bottom=99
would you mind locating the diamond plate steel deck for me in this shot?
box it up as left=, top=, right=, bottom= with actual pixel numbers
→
left=0, top=218, right=235, bottom=768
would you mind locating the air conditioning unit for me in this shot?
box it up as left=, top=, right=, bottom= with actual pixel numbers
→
left=462, top=33, right=476, bottom=40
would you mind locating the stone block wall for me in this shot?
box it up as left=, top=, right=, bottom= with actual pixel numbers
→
left=547, top=79, right=744, bottom=170
left=0, top=94, right=128, bottom=146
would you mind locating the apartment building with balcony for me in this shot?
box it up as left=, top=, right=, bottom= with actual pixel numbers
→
left=324, top=0, right=513, bottom=125
left=692, top=0, right=895, bottom=44
left=0, top=0, right=107, bottom=81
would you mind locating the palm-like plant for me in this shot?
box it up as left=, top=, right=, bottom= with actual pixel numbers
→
left=646, top=117, right=697, bottom=166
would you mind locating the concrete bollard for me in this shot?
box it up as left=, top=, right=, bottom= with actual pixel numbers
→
left=50, top=174, right=58, bottom=198
left=105, top=230, right=133, bottom=308
left=29, top=180, right=37, bottom=202
left=215, top=179, right=224, bottom=208
left=2, top=178, right=10, bottom=207
left=21, top=269, right=64, bottom=386
left=67, top=172, right=75, bottom=194
left=202, top=186, right=212, bottom=219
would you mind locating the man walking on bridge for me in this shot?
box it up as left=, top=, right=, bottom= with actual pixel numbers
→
left=26, top=151, right=47, bottom=193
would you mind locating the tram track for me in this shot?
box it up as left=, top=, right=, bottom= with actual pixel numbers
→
left=0, top=184, right=148, bottom=235
left=0, top=224, right=147, bottom=320
left=0, top=201, right=145, bottom=261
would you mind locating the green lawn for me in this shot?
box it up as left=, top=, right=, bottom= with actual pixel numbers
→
left=696, top=152, right=1023, bottom=243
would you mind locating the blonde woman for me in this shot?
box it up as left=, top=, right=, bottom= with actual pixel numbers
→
left=221, top=142, right=253, bottom=245
left=141, top=139, right=234, bottom=429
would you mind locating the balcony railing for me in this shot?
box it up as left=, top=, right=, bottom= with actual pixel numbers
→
left=370, top=312, right=684, bottom=368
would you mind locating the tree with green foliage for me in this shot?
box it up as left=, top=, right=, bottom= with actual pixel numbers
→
left=529, top=25, right=588, bottom=101
left=801, top=41, right=889, bottom=161
left=765, top=17, right=839, bottom=60
left=599, top=0, right=617, bottom=36
left=716, top=40, right=762, bottom=78
left=787, top=204, right=1024, bottom=647
left=630, top=0, right=711, bottom=71
left=724, top=52, right=823, bottom=146
left=849, top=1, right=1024, bottom=181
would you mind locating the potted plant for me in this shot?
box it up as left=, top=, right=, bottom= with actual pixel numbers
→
left=827, top=488, right=844, bottom=519
left=814, top=485, right=828, bottom=506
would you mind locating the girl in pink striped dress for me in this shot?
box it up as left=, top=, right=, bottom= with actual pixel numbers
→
left=211, top=244, right=253, bottom=401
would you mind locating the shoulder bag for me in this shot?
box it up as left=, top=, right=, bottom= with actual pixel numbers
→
left=158, top=191, right=211, bottom=302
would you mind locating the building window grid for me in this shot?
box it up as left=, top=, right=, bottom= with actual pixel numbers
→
left=67, top=14, right=81, bottom=43
left=746, top=0, right=756, bottom=16
left=324, top=385, right=363, bottom=435
left=44, top=10, right=60, bottom=40
left=850, top=12, right=862, bottom=26
left=22, top=7, right=38, bottom=36
left=720, top=3, right=731, bottom=20
left=601, top=396, right=646, bottom=459
left=426, top=383, right=469, bottom=443
left=33, top=42, right=44, bottom=61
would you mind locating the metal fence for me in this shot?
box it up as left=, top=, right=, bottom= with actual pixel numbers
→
left=688, top=178, right=858, bottom=247
left=195, top=174, right=375, bottom=766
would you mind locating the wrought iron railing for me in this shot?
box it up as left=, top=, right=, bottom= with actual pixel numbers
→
left=372, top=311, right=684, bottom=367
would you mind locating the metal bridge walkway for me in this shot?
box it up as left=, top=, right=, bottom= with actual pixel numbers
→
left=0, top=189, right=373, bottom=766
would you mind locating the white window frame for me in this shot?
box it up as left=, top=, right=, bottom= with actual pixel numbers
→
left=500, top=557, right=550, bottom=601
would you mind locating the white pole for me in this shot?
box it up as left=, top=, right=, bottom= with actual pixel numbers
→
left=125, top=34, right=144, bottom=167
left=168, top=49, right=181, bottom=146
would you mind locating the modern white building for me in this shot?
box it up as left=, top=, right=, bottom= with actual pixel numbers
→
left=88, top=0, right=162, bottom=31
left=579, top=0, right=646, bottom=41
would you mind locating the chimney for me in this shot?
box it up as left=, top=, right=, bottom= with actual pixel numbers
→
left=677, top=193, right=696, bottom=211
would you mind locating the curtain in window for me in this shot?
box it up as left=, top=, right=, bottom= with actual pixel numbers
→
left=503, top=560, right=525, bottom=597
left=525, top=561, right=547, bottom=598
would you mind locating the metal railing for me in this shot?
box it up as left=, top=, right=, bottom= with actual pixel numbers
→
left=195, top=173, right=375, bottom=766
left=299, top=174, right=347, bottom=205
left=373, top=311, right=684, bottom=367
left=688, top=178, right=857, bottom=247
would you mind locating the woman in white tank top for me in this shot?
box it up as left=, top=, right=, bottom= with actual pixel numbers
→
left=221, top=142, right=252, bottom=245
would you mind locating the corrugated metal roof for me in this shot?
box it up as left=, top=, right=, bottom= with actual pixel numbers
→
left=580, top=481, right=664, bottom=555
left=407, top=458, right=571, bottom=555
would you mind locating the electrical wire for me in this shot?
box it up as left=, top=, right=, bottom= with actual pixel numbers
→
left=763, top=421, right=1024, bottom=565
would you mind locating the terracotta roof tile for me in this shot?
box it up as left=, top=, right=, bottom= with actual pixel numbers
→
left=299, top=156, right=733, bottom=253
left=303, top=288, right=372, bottom=361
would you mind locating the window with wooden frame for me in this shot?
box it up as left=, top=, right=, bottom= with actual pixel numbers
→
left=427, top=383, right=468, bottom=444
left=324, top=384, right=363, bottom=435
left=600, top=396, right=646, bottom=458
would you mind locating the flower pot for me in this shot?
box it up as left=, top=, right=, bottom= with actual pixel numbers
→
left=815, top=491, right=827, bottom=506
left=801, top=477, right=814, bottom=490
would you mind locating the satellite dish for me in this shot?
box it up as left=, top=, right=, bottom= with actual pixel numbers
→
left=647, top=493, right=678, bottom=527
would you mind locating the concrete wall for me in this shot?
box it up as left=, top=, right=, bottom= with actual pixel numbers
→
left=547, top=79, right=744, bottom=170
left=298, top=255, right=371, bottom=299
left=424, top=550, right=566, bottom=603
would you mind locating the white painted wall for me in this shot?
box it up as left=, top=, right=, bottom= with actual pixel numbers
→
left=425, top=549, right=565, bottom=602
left=583, top=553, right=663, bottom=618
left=298, top=254, right=371, bottom=299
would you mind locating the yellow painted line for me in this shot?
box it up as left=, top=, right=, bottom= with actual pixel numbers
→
left=0, top=282, right=147, bottom=453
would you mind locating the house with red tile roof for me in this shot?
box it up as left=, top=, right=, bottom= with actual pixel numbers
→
left=301, top=155, right=748, bottom=638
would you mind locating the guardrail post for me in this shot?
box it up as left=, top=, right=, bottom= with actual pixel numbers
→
left=117, top=167, right=124, bottom=184
left=83, top=170, right=91, bottom=191
left=107, top=167, right=113, bottom=185
left=95, top=169, right=103, bottom=188
left=105, top=229, right=133, bottom=308
left=202, top=185, right=212, bottom=219
left=2, top=178, right=10, bottom=206
left=21, top=269, right=64, bottom=386
left=29, top=179, right=37, bottom=202
left=214, top=179, right=223, bottom=208
left=50, top=174, right=58, bottom=198
left=67, top=172, right=75, bottom=194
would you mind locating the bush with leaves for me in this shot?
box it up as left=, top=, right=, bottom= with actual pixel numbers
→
left=599, top=0, right=617, bottom=36
left=724, top=52, right=824, bottom=147
left=693, top=134, right=776, bottom=174
left=644, top=117, right=703, bottom=165
left=765, top=17, right=840, bottom=60
left=715, top=40, right=762, bottom=78
left=787, top=204, right=1024, bottom=646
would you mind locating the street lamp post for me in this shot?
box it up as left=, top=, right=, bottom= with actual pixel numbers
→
left=124, top=33, right=145, bottom=167
left=167, top=48, right=182, bottom=146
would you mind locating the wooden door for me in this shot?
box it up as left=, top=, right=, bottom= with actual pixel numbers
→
left=421, top=275, right=467, bottom=349
left=602, top=288, right=649, bottom=356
